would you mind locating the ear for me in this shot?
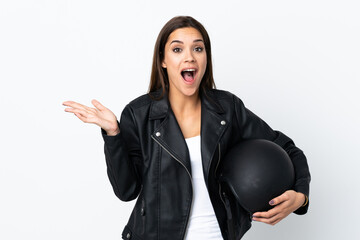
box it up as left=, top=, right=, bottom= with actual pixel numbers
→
left=161, top=61, right=167, bottom=68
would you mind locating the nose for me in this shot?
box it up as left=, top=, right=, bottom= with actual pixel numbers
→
left=184, top=49, right=196, bottom=63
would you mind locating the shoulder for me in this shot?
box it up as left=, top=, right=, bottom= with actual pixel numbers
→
left=119, top=93, right=152, bottom=122
left=208, top=88, right=233, bottom=98
left=126, top=89, right=164, bottom=109
left=121, top=89, right=166, bottom=121
left=206, top=88, right=245, bottom=106
left=126, top=93, right=153, bottom=110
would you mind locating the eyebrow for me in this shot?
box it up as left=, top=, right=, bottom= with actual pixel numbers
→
left=170, top=39, right=204, bottom=45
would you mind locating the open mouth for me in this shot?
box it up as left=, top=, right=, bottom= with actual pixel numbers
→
left=181, top=69, right=197, bottom=82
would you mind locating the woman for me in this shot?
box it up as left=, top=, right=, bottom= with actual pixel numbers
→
left=63, top=16, right=310, bottom=240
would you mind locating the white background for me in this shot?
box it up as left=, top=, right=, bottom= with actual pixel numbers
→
left=1, top=0, right=359, bottom=239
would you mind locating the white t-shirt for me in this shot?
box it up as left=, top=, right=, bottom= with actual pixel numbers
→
left=184, top=135, right=223, bottom=240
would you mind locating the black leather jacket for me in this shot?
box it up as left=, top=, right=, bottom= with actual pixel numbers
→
left=102, top=88, right=310, bottom=240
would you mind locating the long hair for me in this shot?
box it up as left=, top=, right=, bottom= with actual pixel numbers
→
left=148, top=16, right=216, bottom=98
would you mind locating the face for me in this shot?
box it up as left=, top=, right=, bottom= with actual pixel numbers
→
left=162, top=27, right=207, bottom=99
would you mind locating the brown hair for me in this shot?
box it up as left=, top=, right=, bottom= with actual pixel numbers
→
left=148, top=16, right=216, bottom=98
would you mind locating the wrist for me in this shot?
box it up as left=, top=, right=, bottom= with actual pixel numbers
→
left=297, top=192, right=308, bottom=208
left=103, top=120, right=120, bottom=136
left=301, top=194, right=309, bottom=207
left=106, top=128, right=120, bottom=136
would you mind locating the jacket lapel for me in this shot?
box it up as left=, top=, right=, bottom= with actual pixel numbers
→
left=200, top=90, right=229, bottom=180
left=149, top=89, right=230, bottom=178
left=150, top=91, right=192, bottom=174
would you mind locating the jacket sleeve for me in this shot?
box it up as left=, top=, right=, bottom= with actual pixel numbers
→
left=101, top=104, right=143, bottom=202
left=233, top=95, right=311, bottom=215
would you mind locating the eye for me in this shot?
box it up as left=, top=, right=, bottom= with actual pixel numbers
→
left=173, top=47, right=182, bottom=53
left=194, top=47, right=204, bottom=52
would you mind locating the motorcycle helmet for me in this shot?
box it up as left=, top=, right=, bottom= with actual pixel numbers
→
left=219, top=139, right=295, bottom=213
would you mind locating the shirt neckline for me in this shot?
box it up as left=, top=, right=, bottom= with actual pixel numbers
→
left=185, top=135, right=200, bottom=140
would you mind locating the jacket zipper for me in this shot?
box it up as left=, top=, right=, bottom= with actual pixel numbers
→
left=223, top=192, right=235, bottom=240
left=214, top=143, right=225, bottom=206
left=214, top=143, right=222, bottom=180
left=214, top=143, right=228, bottom=208
left=214, top=143, right=236, bottom=240
left=151, top=135, right=194, bottom=240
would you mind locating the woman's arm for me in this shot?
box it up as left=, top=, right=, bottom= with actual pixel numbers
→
left=233, top=95, right=311, bottom=225
left=63, top=100, right=142, bottom=201
left=101, top=105, right=143, bottom=201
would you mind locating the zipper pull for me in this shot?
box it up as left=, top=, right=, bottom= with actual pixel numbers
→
left=222, top=191, right=235, bottom=240
left=222, top=192, right=232, bottom=220
left=141, top=198, right=145, bottom=216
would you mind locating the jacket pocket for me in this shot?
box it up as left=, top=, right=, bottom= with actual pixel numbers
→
left=124, top=195, right=146, bottom=239
left=122, top=225, right=143, bottom=240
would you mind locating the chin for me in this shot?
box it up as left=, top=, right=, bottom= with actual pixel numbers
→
left=182, top=87, right=200, bottom=97
left=169, top=79, right=201, bottom=98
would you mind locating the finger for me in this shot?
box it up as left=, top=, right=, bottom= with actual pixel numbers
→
left=73, top=111, right=98, bottom=124
left=63, top=101, right=94, bottom=112
left=64, top=105, right=96, bottom=115
left=269, top=191, right=292, bottom=206
left=253, top=216, right=281, bottom=225
left=266, top=213, right=283, bottom=225
left=252, top=209, right=274, bottom=219
left=252, top=201, right=287, bottom=219
left=271, top=218, right=282, bottom=225
left=63, top=101, right=82, bottom=107
left=253, top=208, right=281, bottom=219
left=91, top=99, right=106, bottom=111
left=64, top=107, right=90, bottom=117
left=62, top=101, right=73, bottom=106
left=74, top=113, right=88, bottom=123
left=253, top=212, right=283, bottom=225
left=74, top=112, right=87, bottom=122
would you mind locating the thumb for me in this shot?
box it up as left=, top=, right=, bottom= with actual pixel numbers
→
left=269, top=192, right=288, bottom=206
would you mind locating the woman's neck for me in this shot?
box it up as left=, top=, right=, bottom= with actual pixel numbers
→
left=168, top=90, right=201, bottom=117
left=168, top=89, right=202, bottom=139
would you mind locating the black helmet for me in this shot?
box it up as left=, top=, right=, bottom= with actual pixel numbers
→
left=219, top=139, right=295, bottom=213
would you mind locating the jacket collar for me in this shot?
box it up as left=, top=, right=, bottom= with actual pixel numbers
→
left=149, top=88, right=229, bottom=181
left=149, top=88, right=225, bottom=120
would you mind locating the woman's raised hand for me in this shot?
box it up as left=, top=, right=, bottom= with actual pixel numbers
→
left=63, top=99, right=120, bottom=136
